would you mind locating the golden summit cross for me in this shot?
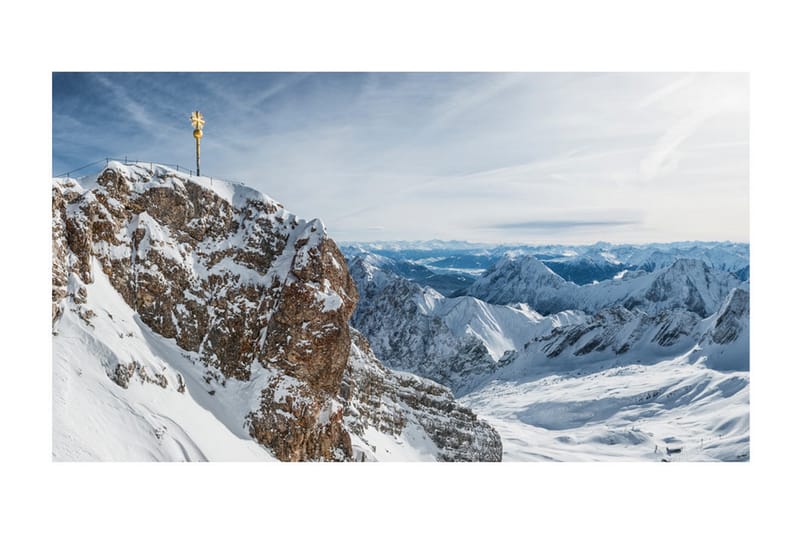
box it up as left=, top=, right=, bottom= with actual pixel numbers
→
left=191, top=110, right=205, bottom=130
left=190, top=110, right=205, bottom=179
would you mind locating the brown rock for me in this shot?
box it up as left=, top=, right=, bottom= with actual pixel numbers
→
left=53, top=165, right=357, bottom=461
left=52, top=163, right=502, bottom=462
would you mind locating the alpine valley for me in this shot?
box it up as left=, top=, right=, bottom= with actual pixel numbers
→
left=343, top=239, right=749, bottom=461
left=52, top=162, right=749, bottom=462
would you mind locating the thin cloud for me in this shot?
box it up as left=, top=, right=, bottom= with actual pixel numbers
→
left=639, top=107, right=718, bottom=181
left=489, top=219, right=640, bottom=230
left=427, top=73, right=523, bottom=131
left=636, top=75, right=695, bottom=109
left=92, top=74, right=159, bottom=132
left=52, top=72, right=749, bottom=244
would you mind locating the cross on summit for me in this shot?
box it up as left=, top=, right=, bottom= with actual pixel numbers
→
left=191, top=110, right=205, bottom=130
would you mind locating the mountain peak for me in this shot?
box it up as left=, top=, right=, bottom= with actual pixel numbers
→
left=666, top=257, right=710, bottom=272
left=493, top=253, right=568, bottom=284
left=53, top=161, right=500, bottom=462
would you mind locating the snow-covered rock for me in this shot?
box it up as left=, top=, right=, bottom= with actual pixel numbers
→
left=348, top=254, right=573, bottom=394
left=467, top=254, right=578, bottom=314
left=52, top=162, right=501, bottom=461
left=623, top=243, right=750, bottom=274
left=343, top=330, right=501, bottom=461
left=696, top=287, right=750, bottom=371
left=542, top=254, right=627, bottom=285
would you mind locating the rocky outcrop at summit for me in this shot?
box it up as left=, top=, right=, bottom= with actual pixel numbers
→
left=52, top=162, right=501, bottom=461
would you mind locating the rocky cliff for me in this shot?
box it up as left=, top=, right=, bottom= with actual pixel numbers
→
left=52, top=162, right=501, bottom=461
left=343, top=329, right=502, bottom=461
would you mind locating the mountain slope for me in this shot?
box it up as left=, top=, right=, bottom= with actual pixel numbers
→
left=349, top=254, right=585, bottom=394
left=467, top=254, right=574, bottom=312
left=52, top=162, right=501, bottom=461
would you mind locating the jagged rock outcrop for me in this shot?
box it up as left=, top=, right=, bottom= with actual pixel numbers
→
left=522, top=306, right=701, bottom=360
left=491, top=285, right=749, bottom=380
left=707, top=287, right=749, bottom=345
left=52, top=162, right=501, bottom=461
left=697, top=287, right=750, bottom=371
left=342, top=330, right=502, bottom=461
left=52, top=184, right=71, bottom=322
left=349, top=254, right=526, bottom=394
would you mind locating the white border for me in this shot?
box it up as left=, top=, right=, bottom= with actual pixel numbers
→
left=2, top=0, right=797, bottom=531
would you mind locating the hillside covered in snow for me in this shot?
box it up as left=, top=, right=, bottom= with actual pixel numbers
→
left=52, top=162, right=502, bottom=462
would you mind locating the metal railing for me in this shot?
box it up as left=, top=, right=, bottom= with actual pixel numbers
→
left=53, top=158, right=247, bottom=188
left=54, top=157, right=197, bottom=179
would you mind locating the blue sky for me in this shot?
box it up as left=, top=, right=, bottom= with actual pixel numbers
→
left=52, top=72, right=748, bottom=244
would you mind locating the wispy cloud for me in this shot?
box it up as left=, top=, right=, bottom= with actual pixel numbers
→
left=489, top=219, right=640, bottom=230
left=426, top=73, right=523, bottom=131
left=639, top=108, right=717, bottom=181
left=636, top=75, right=695, bottom=109
left=92, top=74, right=161, bottom=132
left=53, top=72, right=749, bottom=244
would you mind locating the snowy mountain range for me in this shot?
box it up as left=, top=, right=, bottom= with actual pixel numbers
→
left=467, top=254, right=743, bottom=317
left=52, top=162, right=749, bottom=462
left=52, top=162, right=501, bottom=461
left=345, top=242, right=750, bottom=461
left=348, top=253, right=583, bottom=393
left=342, top=240, right=750, bottom=290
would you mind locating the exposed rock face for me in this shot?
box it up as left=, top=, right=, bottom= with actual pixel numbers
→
left=52, top=162, right=501, bottom=461
left=523, top=306, right=702, bottom=360
left=349, top=255, right=502, bottom=394
left=698, top=287, right=749, bottom=371
left=342, top=330, right=502, bottom=461
left=708, top=287, right=749, bottom=345
left=52, top=185, right=70, bottom=322
left=249, top=374, right=353, bottom=461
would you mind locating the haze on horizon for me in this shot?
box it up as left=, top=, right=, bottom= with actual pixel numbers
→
left=52, top=72, right=748, bottom=245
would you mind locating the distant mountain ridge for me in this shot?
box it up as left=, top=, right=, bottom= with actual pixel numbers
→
left=343, top=240, right=749, bottom=288
left=466, top=255, right=742, bottom=317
